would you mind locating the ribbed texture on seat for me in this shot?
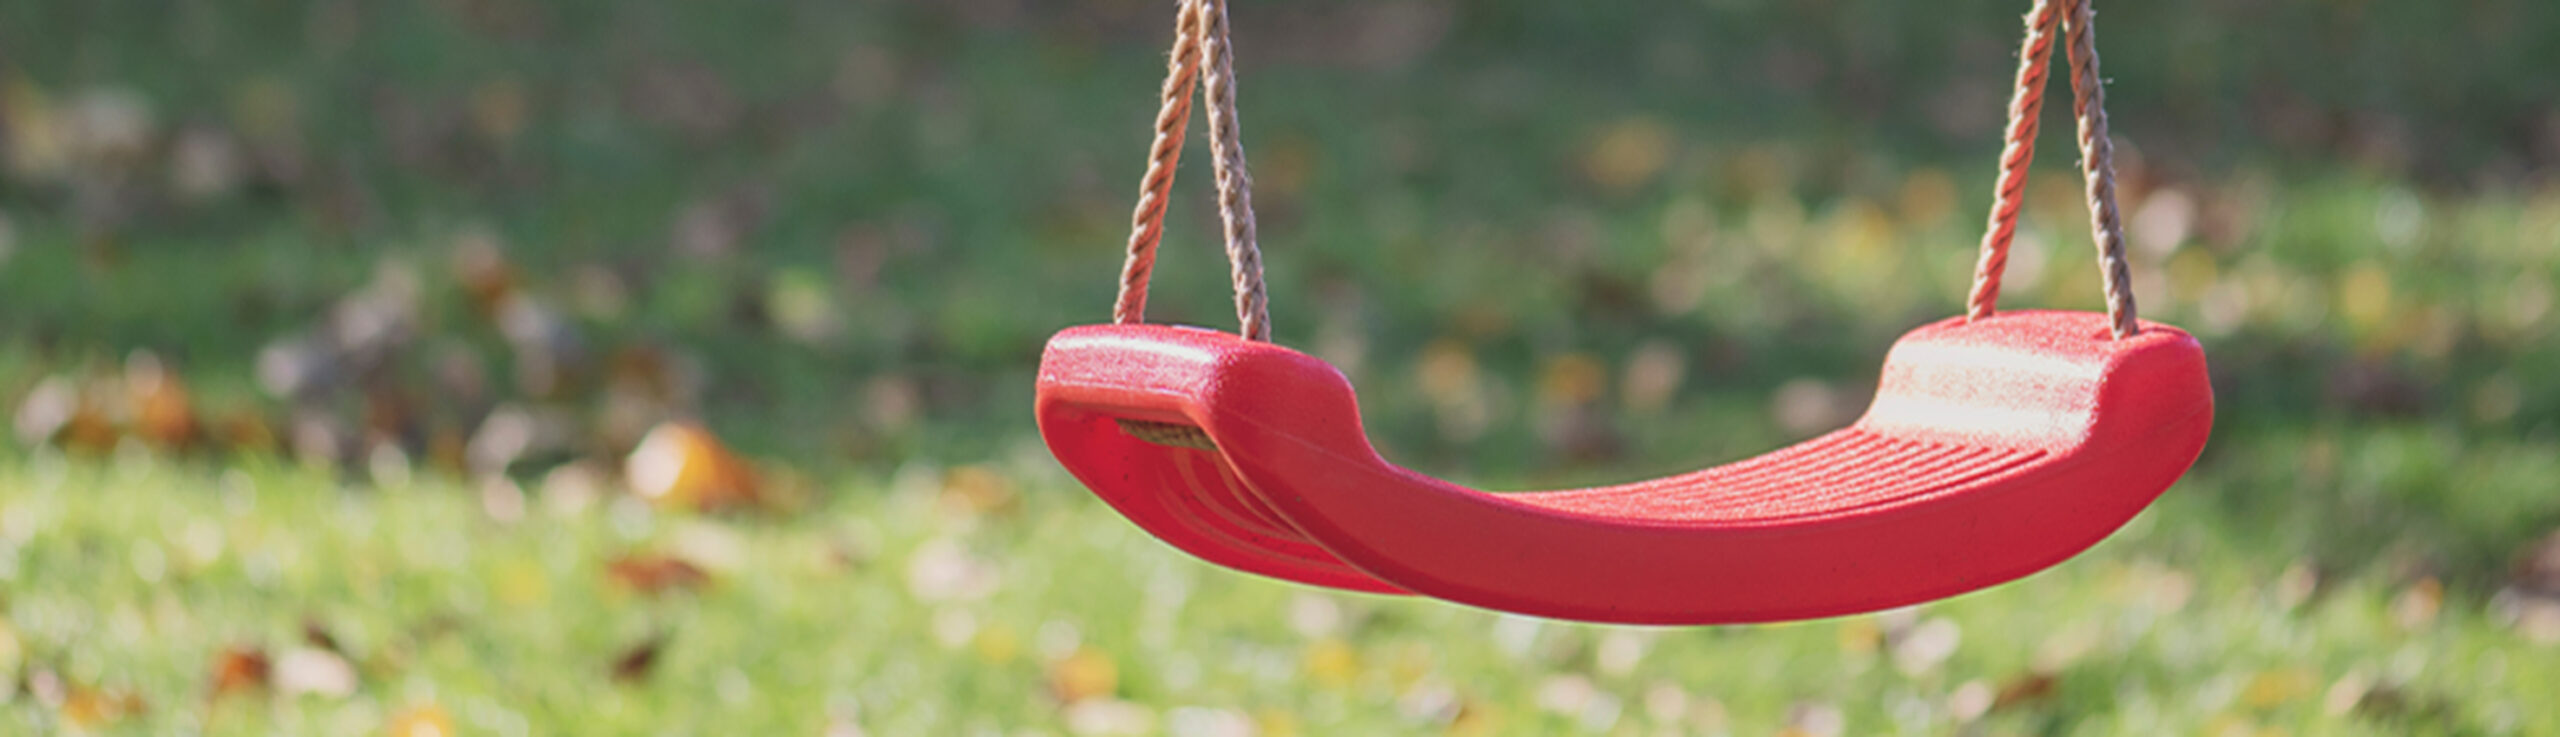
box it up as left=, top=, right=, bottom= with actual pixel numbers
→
left=1520, top=429, right=2047, bottom=522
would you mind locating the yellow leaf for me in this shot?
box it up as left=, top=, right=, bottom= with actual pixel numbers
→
left=386, top=704, right=454, bottom=737
left=1302, top=637, right=1359, bottom=689
left=1047, top=648, right=1119, bottom=704
left=626, top=421, right=762, bottom=511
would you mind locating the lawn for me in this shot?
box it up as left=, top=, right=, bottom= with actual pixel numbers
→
left=3, top=1, right=2558, bottom=735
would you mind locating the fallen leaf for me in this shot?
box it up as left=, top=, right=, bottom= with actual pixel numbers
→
left=1047, top=647, right=1120, bottom=704
left=208, top=645, right=271, bottom=699
left=59, top=684, right=145, bottom=730
left=302, top=618, right=343, bottom=653
left=610, top=634, right=667, bottom=684
left=126, top=350, right=201, bottom=451
left=606, top=554, right=711, bottom=595
left=386, top=704, right=454, bottom=737
left=625, top=420, right=763, bottom=511
left=1992, top=671, right=2060, bottom=711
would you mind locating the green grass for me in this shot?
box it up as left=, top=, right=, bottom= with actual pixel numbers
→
left=3, top=434, right=2554, bottom=735
left=4, top=0, right=2560, bottom=734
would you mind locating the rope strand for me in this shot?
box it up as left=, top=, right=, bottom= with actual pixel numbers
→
left=1113, top=0, right=1207, bottom=326
left=1201, top=0, right=1271, bottom=341
left=1965, top=0, right=2063, bottom=322
left=2062, top=0, right=2140, bottom=338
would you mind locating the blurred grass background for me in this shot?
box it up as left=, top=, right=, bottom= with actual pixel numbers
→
left=1, top=0, right=2558, bottom=734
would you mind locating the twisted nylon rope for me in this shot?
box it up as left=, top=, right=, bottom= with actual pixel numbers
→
left=1112, top=0, right=1272, bottom=342
left=1964, top=0, right=2140, bottom=339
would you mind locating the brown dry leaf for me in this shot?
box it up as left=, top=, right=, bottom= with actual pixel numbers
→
left=606, top=554, right=711, bottom=595
left=1992, top=671, right=2060, bottom=711
left=303, top=618, right=344, bottom=653
left=385, top=704, right=454, bottom=737
left=208, top=645, right=271, bottom=699
left=60, top=685, right=145, bottom=729
left=1046, top=647, right=1120, bottom=704
left=610, top=634, right=667, bottom=684
left=127, top=351, right=202, bottom=451
left=15, top=376, right=122, bottom=454
left=625, top=421, right=763, bottom=511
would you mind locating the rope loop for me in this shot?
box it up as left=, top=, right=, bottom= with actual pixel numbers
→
left=1965, top=0, right=2140, bottom=339
left=1113, top=0, right=1271, bottom=342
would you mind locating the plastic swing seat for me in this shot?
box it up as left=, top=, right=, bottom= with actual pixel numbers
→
left=1043, top=0, right=2212, bottom=623
left=1039, top=310, right=2212, bottom=624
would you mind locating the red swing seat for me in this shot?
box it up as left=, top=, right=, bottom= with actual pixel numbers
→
left=1037, top=310, right=2212, bottom=624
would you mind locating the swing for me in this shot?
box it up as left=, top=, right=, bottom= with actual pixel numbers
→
left=1037, top=0, right=2213, bottom=624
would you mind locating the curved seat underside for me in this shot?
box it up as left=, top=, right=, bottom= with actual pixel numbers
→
left=1036, top=311, right=2213, bottom=623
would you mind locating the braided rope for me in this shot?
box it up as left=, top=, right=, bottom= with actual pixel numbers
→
left=2061, top=0, right=2140, bottom=338
left=1965, top=0, right=2063, bottom=322
left=1965, top=0, right=2140, bottom=339
left=1202, top=0, right=1272, bottom=342
left=1113, top=0, right=1206, bottom=326
left=1110, top=0, right=1272, bottom=342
